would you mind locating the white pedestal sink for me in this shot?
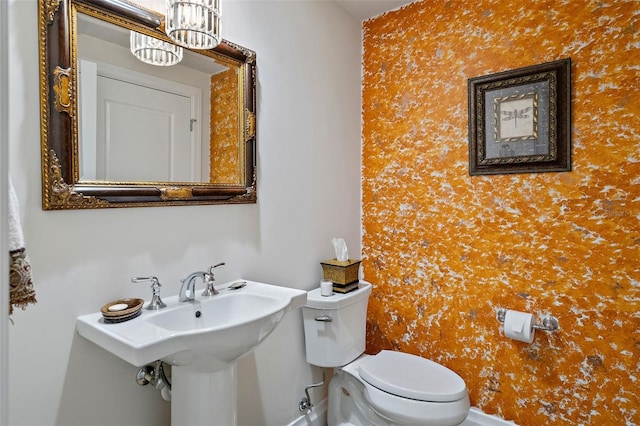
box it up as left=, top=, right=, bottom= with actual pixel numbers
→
left=76, top=280, right=307, bottom=425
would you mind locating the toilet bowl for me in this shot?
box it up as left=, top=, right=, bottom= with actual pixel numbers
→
left=329, top=351, right=470, bottom=426
left=302, top=282, right=470, bottom=426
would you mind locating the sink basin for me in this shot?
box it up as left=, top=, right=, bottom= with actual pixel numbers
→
left=147, top=293, right=283, bottom=332
left=76, top=280, right=307, bottom=367
left=77, top=279, right=307, bottom=425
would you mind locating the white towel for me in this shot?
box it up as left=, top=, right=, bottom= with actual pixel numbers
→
left=8, top=179, right=36, bottom=314
left=8, top=178, right=25, bottom=251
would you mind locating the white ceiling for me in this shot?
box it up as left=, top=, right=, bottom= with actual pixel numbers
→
left=334, top=0, right=416, bottom=22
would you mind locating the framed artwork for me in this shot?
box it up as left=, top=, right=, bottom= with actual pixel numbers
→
left=468, top=58, right=571, bottom=175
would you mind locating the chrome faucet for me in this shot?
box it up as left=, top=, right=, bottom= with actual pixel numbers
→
left=179, top=263, right=225, bottom=302
left=179, top=271, right=206, bottom=302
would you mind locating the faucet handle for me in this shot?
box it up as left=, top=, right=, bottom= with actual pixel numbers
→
left=202, top=263, right=225, bottom=296
left=131, top=276, right=167, bottom=310
left=207, top=262, right=226, bottom=274
left=132, top=276, right=158, bottom=285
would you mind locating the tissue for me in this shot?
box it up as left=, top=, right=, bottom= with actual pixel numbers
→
left=331, top=238, right=349, bottom=262
left=322, top=238, right=361, bottom=293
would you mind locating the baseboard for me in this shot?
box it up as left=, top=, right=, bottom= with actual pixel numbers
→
left=286, top=401, right=515, bottom=426
left=286, top=398, right=328, bottom=426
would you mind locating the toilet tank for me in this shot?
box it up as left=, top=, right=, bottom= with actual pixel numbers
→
left=302, top=281, right=372, bottom=367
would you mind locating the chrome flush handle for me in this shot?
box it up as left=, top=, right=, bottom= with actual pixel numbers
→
left=314, top=315, right=332, bottom=322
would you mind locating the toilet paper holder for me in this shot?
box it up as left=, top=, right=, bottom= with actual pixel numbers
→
left=496, top=308, right=559, bottom=332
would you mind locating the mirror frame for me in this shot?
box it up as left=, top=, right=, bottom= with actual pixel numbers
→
left=38, top=0, right=256, bottom=209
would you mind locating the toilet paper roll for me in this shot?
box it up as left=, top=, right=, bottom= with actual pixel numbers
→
left=503, top=310, right=535, bottom=343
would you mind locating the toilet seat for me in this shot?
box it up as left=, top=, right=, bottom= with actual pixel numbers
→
left=358, top=350, right=467, bottom=402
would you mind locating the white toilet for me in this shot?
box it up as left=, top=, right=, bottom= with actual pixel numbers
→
left=302, top=281, right=470, bottom=426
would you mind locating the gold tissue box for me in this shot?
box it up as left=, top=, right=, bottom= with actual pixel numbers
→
left=320, top=259, right=361, bottom=285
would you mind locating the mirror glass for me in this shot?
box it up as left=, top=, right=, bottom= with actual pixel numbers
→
left=38, top=0, right=256, bottom=209
left=77, top=13, right=235, bottom=183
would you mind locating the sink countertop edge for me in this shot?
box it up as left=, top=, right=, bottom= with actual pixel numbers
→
left=288, top=290, right=308, bottom=311
left=75, top=279, right=308, bottom=367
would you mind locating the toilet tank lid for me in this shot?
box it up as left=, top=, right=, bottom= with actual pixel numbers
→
left=358, top=350, right=468, bottom=402
left=305, top=281, right=372, bottom=309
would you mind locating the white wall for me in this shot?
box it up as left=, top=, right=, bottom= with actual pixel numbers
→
left=7, top=1, right=362, bottom=424
left=1, top=0, right=10, bottom=422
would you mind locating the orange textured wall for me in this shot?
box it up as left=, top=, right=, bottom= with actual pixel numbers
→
left=210, top=68, right=240, bottom=184
left=362, top=1, right=639, bottom=424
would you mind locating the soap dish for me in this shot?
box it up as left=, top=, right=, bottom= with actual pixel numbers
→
left=103, top=310, right=142, bottom=324
left=101, top=298, right=144, bottom=323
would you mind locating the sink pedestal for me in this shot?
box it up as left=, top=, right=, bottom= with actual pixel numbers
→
left=172, top=362, right=237, bottom=426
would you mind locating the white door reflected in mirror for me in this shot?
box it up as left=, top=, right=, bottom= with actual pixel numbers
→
left=79, top=59, right=206, bottom=182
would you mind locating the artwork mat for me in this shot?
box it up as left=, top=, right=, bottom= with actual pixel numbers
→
left=494, top=92, right=537, bottom=141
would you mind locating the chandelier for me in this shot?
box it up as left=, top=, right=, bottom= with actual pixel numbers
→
left=130, top=31, right=184, bottom=66
left=165, top=0, right=221, bottom=50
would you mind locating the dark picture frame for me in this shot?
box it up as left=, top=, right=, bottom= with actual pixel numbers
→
left=468, top=58, right=571, bottom=175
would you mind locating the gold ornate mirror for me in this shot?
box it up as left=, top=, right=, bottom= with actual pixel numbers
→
left=38, top=0, right=256, bottom=209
